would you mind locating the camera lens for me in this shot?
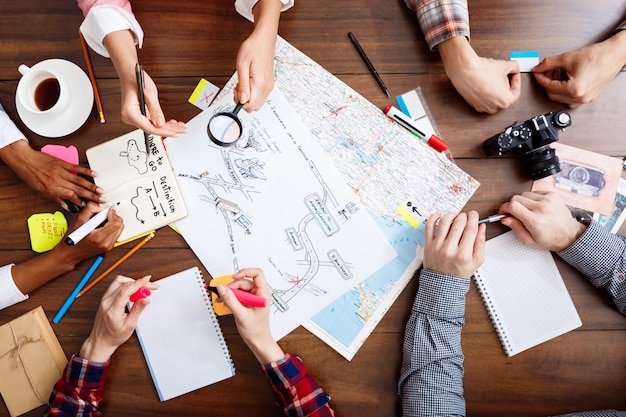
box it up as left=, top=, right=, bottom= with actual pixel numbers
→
left=523, top=146, right=561, bottom=180
left=570, top=166, right=590, bottom=184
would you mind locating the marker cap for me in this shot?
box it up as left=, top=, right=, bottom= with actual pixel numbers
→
left=427, top=134, right=449, bottom=152
left=130, top=286, right=151, bottom=302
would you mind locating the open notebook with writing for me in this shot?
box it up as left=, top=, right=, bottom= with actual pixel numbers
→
left=134, top=266, right=235, bottom=401
left=473, top=231, right=582, bottom=357
left=86, top=130, right=187, bottom=242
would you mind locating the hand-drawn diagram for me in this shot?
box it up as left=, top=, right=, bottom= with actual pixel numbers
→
left=166, top=90, right=397, bottom=338
left=119, top=138, right=148, bottom=174
left=176, top=146, right=361, bottom=314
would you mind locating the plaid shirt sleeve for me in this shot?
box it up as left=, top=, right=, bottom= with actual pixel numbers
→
left=263, top=353, right=335, bottom=417
left=557, top=221, right=626, bottom=315
left=398, top=269, right=468, bottom=417
left=45, top=353, right=108, bottom=417
left=403, top=0, right=470, bottom=51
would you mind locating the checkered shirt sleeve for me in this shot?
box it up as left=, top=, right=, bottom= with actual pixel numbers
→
left=403, top=0, right=470, bottom=51
left=264, top=353, right=335, bottom=417
left=557, top=221, right=626, bottom=315
left=45, top=354, right=108, bottom=417
left=398, top=269, right=469, bottom=417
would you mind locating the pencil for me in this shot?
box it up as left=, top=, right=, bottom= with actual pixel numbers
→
left=76, top=233, right=155, bottom=298
left=79, top=31, right=105, bottom=123
left=348, top=32, right=390, bottom=97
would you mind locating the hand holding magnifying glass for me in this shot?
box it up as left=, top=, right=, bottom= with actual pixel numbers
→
left=207, top=102, right=244, bottom=147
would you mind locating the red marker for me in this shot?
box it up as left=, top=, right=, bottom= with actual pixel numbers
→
left=130, top=286, right=151, bottom=302
left=383, top=105, right=449, bottom=152
left=205, top=285, right=266, bottom=308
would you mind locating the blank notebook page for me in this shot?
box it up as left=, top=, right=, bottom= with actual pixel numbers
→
left=473, top=231, right=582, bottom=357
left=134, top=266, right=235, bottom=401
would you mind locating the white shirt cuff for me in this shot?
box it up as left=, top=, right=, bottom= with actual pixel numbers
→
left=0, top=103, right=27, bottom=150
left=79, top=4, right=144, bottom=58
left=0, top=264, right=28, bottom=311
left=235, top=0, right=294, bottom=22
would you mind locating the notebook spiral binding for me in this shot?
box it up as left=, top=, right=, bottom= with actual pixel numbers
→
left=472, top=272, right=513, bottom=357
left=196, top=268, right=236, bottom=374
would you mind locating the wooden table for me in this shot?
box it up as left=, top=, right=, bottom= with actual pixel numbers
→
left=1, top=1, right=625, bottom=416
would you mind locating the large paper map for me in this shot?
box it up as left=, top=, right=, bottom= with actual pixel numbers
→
left=219, top=37, right=480, bottom=359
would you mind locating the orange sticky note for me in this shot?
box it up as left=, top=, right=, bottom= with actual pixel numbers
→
left=209, top=274, right=234, bottom=316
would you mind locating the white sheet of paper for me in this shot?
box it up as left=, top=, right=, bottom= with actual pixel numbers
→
left=165, top=88, right=398, bottom=339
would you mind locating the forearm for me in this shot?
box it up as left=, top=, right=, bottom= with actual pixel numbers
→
left=252, top=0, right=282, bottom=34
left=557, top=221, right=626, bottom=315
left=103, top=29, right=139, bottom=89
left=0, top=139, right=31, bottom=170
left=398, top=269, right=468, bottom=417
left=11, top=248, right=78, bottom=295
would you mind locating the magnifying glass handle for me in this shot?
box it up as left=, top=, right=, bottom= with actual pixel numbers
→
left=233, top=102, right=244, bottom=115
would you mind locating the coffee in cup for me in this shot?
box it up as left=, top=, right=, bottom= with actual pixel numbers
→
left=17, top=64, right=69, bottom=116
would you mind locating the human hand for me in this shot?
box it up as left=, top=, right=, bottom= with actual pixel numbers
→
left=217, top=268, right=285, bottom=364
left=52, top=202, right=124, bottom=265
left=438, top=36, right=521, bottom=114
left=234, top=30, right=276, bottom=111
left=533, top=32, right=626, bottom=107
left=0, top=139, right=101, bottom=208
left=498, top=191, right=586, bottom=252
left=79, top=275, right=158, bottom=362
left=119, top=68, right=186, bottom=138
left=423, top=211, right=485, bottom=278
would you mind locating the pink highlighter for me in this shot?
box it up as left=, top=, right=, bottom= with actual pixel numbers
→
left=205, top=285, right=266, bottom=308
left=129, top=286, right=151, bottom=302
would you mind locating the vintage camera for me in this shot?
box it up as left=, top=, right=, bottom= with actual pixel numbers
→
left=483, top=111, right=572, bottom=180
left=554, top=160, right=606, bottom=197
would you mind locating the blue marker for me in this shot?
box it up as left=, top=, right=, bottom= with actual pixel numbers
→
left=53, top=254, right=105, bottom=324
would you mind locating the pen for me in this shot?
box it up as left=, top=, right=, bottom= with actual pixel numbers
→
left=79, top=31, right=105, bottom=123
left=348, top=32, right=390, bottom=97
left=76, top=233, right=156, bottom=298
left=65, top=203, right=119, bottom=246
left=383, top=105, right=449, bottom=152
left=478, top=214, right=508, bottom=225
left=205, top=285, right=267, bottom=308
left=53, top=254, right=104, bottom=324
left=135, top=63, right=151, bottom=153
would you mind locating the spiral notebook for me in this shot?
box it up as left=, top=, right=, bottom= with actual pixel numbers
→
left=135, top=266, right=235, bottom=401
left=473, top=231, right=582, bottom=357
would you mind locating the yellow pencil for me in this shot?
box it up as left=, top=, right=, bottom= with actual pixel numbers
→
left=76, top=233, right=155, bottom=298
left=79, top=31, right=105, bottom=124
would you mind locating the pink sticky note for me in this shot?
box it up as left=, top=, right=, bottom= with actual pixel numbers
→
left=41, top=144, right=79, bottom=167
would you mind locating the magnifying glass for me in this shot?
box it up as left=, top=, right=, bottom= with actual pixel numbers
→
left=207, top=102, right=244, bottom=147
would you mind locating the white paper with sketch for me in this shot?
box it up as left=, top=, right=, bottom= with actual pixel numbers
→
left=165, top=88, right=397, bottom=339
left=473, top=231, right=582, bottom=357
left=134, top=266, right=235, bottom=401
left=86, top=130, right=187, bottom=242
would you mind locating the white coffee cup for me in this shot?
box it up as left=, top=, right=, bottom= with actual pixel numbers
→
left=16, top=64, right=69, bottom=116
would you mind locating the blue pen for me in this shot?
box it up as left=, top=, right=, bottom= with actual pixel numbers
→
left=53, top=254, right=105, bottom=324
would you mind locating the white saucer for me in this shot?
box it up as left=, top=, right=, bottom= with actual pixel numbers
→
left=16, top=59, right=94, bottom=138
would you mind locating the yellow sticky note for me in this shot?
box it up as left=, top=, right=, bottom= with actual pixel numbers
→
left=396, top=205, right=421, bottom=229
left=210, top=274, right=234, bottom=316
left=27, top=212, right=68, bottom=253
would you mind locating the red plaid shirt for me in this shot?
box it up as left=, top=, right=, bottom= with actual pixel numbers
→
left=45, top=355, right=107, bottom=416
left=46, top=353, right=334, bottom=416
left=404, top=0, right=626, bottom=51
